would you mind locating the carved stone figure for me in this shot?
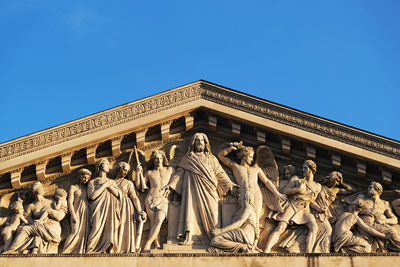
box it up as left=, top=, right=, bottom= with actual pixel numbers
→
left=280, top=165, right=298, bottom=192
left=264, top=160, right=321, bottom=253
left=62, top=168, right=92, bottom=254
left=0, top=198, right=28, bottom=252
left=217, top=143, right=286, bottom=247
left=354, top=182, right=400, bottom=252
left=209, top=192, right=258, bottom=253
left=164, top=133, right=239, bottom=246
left=114, top=161, right=146, bottom=253
left=312, top=171, right=354, bottom=252
left=258, top=164, right=299, bottom=248
left=7, top=183, right=68, bottom=254
left=333, top=199, right=389, bottom=253
left=86, top=159, right=122, bottom=253
left=137, top=150, right=173, bottom=252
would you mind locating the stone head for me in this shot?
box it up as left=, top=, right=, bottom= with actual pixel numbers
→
left=115, top=161, right=130, bottom=179
left=149, top=150, right=169, bottom=170
left=78, top=168, right=92, bottom=184
left=302, top=159, right=317, bottom=178
left=237, top=146, right=254, bottom=165
left=189, top=133, right=211, bottom=155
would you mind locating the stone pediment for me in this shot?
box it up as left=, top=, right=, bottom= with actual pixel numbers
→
left=1, top=80, right=399, bottom=190
left=0, top=80, right=400, bottom=259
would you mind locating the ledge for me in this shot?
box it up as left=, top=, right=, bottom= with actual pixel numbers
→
left=0, top=253, right=399, bottom=267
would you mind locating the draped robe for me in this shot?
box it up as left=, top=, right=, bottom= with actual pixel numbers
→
left=169, top=152, right=234, bottom=245
left=62, top=184, right=90, bottom=253
left=86, top=177, right=121, bottom=253
left=115, top=178, right=137, bottom=253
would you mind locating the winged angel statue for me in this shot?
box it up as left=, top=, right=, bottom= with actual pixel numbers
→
left=217, top=142, right=287, bottom=247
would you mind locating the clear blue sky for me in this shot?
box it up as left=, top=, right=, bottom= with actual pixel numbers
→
left=1, top=1, right=399, bottom=143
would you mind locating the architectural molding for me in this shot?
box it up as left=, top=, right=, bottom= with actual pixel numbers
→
left=0, top=80, right=399, bottom=174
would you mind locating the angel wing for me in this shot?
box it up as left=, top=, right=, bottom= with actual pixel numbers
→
left=165, top=142, right=185, bottom=168
left=255, top=145, right=282, bottom=212
left=256, top=145, right=279, bottom=186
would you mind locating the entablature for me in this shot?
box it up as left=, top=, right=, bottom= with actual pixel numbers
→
left=0, top=80, right=399, bottom=193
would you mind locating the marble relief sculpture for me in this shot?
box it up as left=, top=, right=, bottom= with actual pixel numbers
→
left=0, top=198, right=28, bottom=252
left=2, top=133, right=400, bottom=255
left=353, top=182, right=400, bottom=252
left=209, top=192, right=258, bottom=253
left=6, top=182, right=68, bottom=254
left=136, top=150, right=173, bottom=252
left=311, top=171, right=355, bottom=252
left=217, top=142, right=286, bottom=247
left=113, top=161, right=146, bottom=253
left=280, top=165, right=298, bottom=192
left=86, top=158, right=122, bottom=253
left=264, top=160, right=321, bottom=253
left=333, top=199, right=390, bottom=253
left=164, top=133, right=239, bottom=246
left=62, top=168, right=92, bottom=253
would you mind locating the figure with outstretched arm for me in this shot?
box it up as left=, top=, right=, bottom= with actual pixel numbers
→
left=264, top=160, right=321, bottom=253
left=217, top=143, right=286, bottom=248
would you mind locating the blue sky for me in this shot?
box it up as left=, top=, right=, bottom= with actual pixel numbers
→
left=1, top=1, right=399, bottom=143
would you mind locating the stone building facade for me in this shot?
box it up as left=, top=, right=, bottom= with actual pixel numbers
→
left=0, top=80, right=399, bottom=266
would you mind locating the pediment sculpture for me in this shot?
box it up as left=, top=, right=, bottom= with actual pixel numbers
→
left=0, top=132, right=399, bottom=255
left=0, top=81, right=399, bottom=256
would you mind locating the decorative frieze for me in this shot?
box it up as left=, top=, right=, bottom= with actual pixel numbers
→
left=0, top=84, right=202, bottom=162
left=0, top=81, right=399, bottom=166
left=1, top=132, right=398, bottom=256
left=200, top=83, right=400, bottom=160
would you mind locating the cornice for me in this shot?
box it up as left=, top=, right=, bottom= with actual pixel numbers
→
left=199, top=82, right=400, bottom=160
left=0, top=81, right=399, bottom=167
left=0, top=82, right=202, bottom=163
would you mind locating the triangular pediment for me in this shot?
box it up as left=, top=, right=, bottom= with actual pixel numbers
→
left=0, top=80, right=399, bottom=192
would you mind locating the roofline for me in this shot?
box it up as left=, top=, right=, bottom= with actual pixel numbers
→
left=0, top=80, right=399, bottom=164
left=199, top=80, right=399, bottom=144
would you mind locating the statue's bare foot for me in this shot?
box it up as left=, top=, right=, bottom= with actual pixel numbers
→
left=179, top=232, right=192, bottom=245
left=254, top=246, right=263, bottom=253
left=142, top=243, right=151, bottom=252
left=154, top=240, right=161, bottom=248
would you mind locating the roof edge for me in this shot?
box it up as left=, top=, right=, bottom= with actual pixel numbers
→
left=0, top=80, right=399, bottom=163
